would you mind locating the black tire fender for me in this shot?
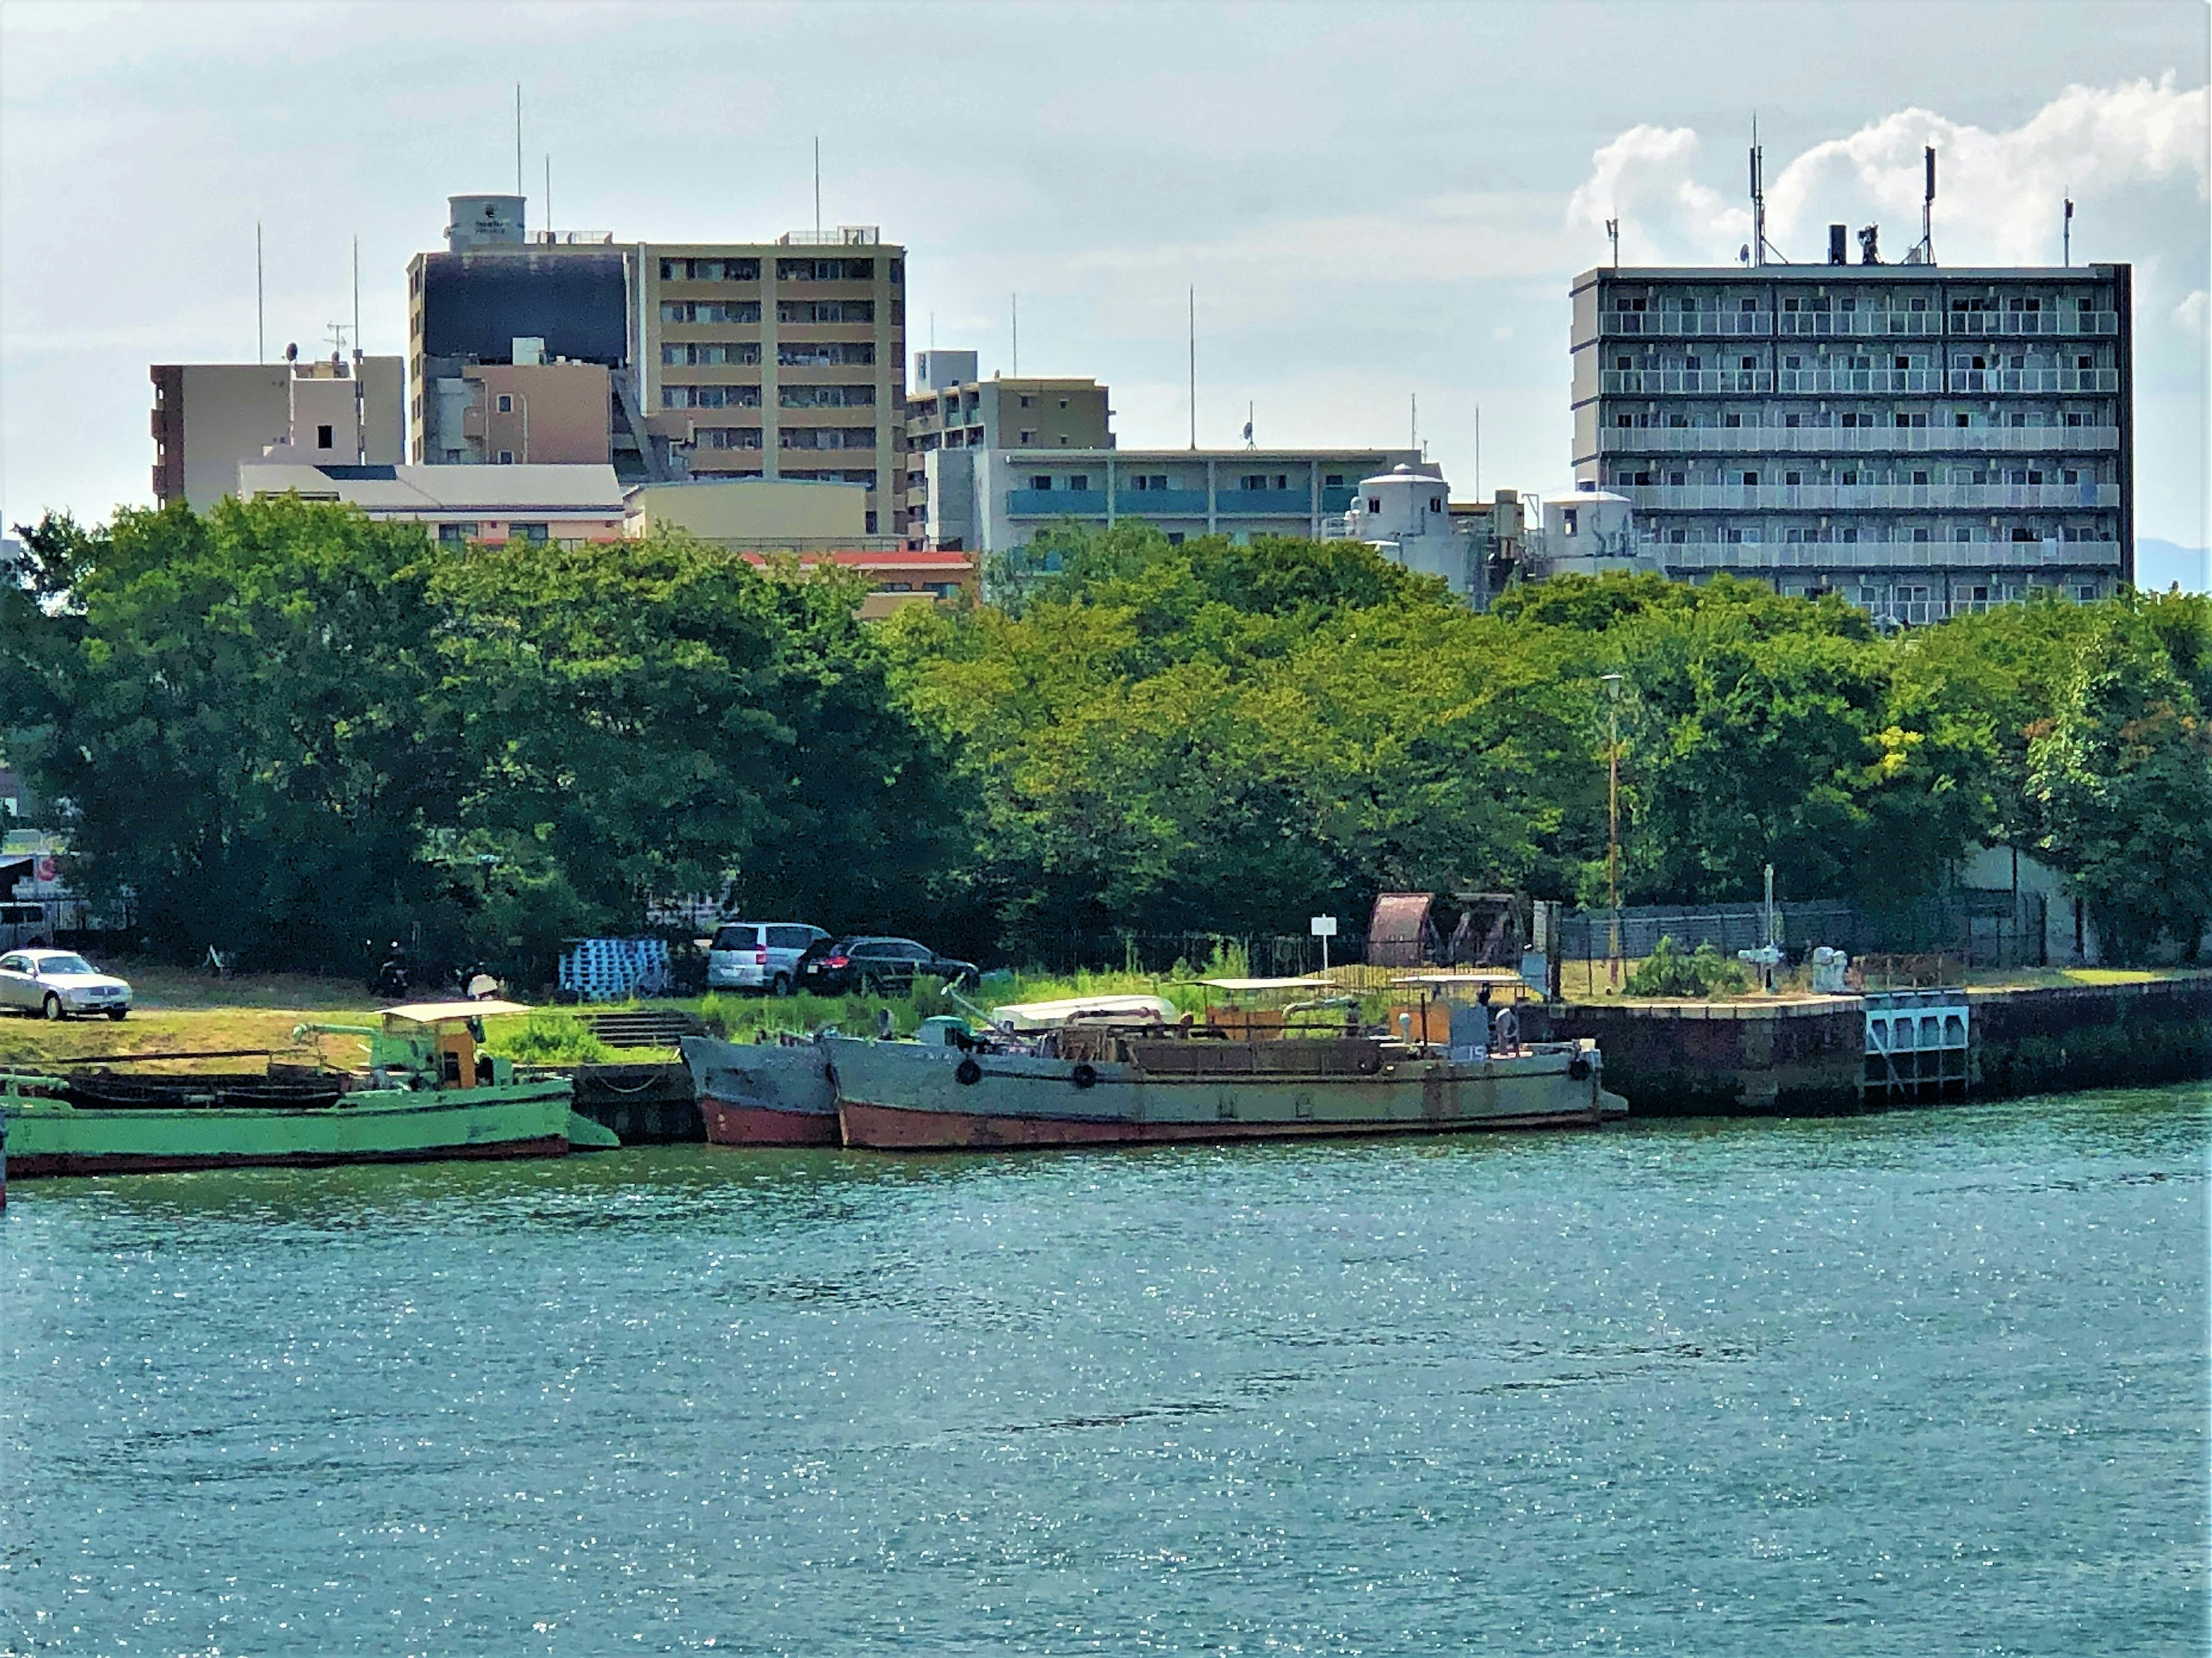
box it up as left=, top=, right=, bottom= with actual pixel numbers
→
left=1070, top=1062, right=1098, bottom=1090
left=956, top=1057, right=983, bottom=1087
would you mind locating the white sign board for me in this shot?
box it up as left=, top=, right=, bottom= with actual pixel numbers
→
left=1309, top=915, right=1338, bottom=937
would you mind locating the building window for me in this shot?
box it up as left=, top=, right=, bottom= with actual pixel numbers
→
left=437, top=522, right=479, bottom=544
left=1031, top=475, right=1052, bottom=491
left=496, top=394, right=514, bottom=413
left=497, top=450, right=514, bottom=465
left=1742, top=471, right=1759, bottom=485
left=316, top=423, right=334, bottom=448
left=514, top=523, right=548, bottom=544
left=1069, top=475, right=1089, bottom=491
left=1241, top=474, right=1267, bottom=491
left=1325, top=475, right=1344, bottom=488
left=1913, top=528, right=1931, bottom=542
left=1166, top=532, right=1185, bottom=547
left=1019, top=396, right=1032, bottom=408
left=1723, top=413, right=1742, bottom=428
left=1018, top=430, right=1035, bottom=444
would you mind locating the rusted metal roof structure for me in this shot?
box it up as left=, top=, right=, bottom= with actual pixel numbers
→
left=1367, top=893, right=1439, bottom=967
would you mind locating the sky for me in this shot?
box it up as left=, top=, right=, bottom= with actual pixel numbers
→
left=2, top=0, right=2207, bottom=550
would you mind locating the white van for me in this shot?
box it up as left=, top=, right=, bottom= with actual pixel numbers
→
left=707, top=922, right=828, bottom=996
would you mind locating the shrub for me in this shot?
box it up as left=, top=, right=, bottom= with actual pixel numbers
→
left=1623, top=934, right=1749, bottom=999
left=488, top=1011, right=614, bottom=1064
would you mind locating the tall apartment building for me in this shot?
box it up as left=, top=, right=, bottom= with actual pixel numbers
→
left=903, top=354, right=1419, bottom=552
left=407, top=195, right=908, bottom=533
left=1570, top=259, right=2131, bottom=622
left=151, top=355, right=403, bottom=511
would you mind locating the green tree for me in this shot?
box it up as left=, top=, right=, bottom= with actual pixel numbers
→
left=426, top=534, right=960, bottom=958
left=1, top=498, right=454, bottom=969
left=2028, top=609, right=2212, bottom=960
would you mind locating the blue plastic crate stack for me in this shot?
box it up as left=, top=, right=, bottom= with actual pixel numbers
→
left=559, top=938, right=672, bottom=1003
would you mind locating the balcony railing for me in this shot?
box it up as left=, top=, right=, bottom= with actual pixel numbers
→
left=1626, top=482, right=2119, bottom=511
left=1602, top=313, right=1772, bottom=337
left=1005, top=488, right=1107, bottom=517
left=1601, top=370, right=1774, bottom=394
left=1598, top=425, right=2122, bottom=455
left=1777, top=313, right=1944, bottom=337
left=1116, top=490, right=1210, bottom=514
left=1656, top=538, right=2122, bottom=572
left=1949, top=310, right=2119, bottom=336
left=1775, top=369, right=1942, bottom=394
left=1217, top=489, right=1315, bottom=515
left=1950, top=368, right=2119, bottom=393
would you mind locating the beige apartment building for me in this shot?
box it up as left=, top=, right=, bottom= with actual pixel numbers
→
left=152, top=355, right=404, bottom=511
left=407, top=196, right=908, bottom=534
left=902, top=351, right=1112, bottom=541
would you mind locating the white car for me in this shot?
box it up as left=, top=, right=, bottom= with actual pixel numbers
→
left=706, top=922, right=827, bottom=996
left=0, top=948, right=133, bottom=1021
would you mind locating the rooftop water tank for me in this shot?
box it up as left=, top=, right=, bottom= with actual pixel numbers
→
left=447, top=194, right=527, bottom=253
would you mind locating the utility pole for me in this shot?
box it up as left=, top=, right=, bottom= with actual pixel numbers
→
left=1603, top=673, right=1624, bottom=989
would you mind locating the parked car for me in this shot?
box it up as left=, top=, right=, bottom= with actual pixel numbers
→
left=707, top=921, right=830, bottom=996
left=799, top=936, right=979, bottom=997
left=0, top=948, right=131, bottom=1020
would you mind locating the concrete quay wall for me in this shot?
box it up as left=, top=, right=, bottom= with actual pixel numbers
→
left=1555, top=973, right=2212, bottom=1117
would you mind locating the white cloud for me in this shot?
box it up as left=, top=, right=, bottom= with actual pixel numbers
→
left=2177, top=290, right=2210, bottom=340
left=1572, top=74, right=2209, bottom=267
left=1565, top=126, right=1748, bottom=264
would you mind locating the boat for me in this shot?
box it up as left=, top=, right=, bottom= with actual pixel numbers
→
left=681, top=996, right=1183, bottom=1148
left=830, top=977, right=1626, bottom=1151
left=0, top=1000, right=616, bottom=1178
left=680, top=1031, right=839, bottom=1146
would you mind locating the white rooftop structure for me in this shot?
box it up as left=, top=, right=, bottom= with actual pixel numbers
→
left=236, top=462, right=628, bottom=544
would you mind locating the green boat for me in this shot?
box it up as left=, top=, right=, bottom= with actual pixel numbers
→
left=0, top=1000, right=618, bottom=1178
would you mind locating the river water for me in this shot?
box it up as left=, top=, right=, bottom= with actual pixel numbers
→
left=2, top=1086, right=2204, bottom=1656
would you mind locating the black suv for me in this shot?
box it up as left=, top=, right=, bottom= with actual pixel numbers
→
left=800, top=936, right=979, bottom=996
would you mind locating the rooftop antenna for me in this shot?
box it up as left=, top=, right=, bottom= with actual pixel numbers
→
left=256, top=220, right=265, bottom=362
left=1474, top=401, right=1481, bottom=498
left=544, top=153, right=552, bottom=241
left=1605, top=217, right=1620, bottom=268
left=2063, top=195, right=2073, bottom=268
left=813, top=136, right=821, bottom=239
left=1920, top=145, right=1937, bottom=265
left=514, top=84, right=522, bottom=198
left=1187, top=285, right=1196, bottom=450
left=1749, top=117, right=1765, bottom=268
left=351, top=234, right=360, bottom=360
left=1010, top=291, right=1018, bottom=375
left=1243, top=401, right=1254, bottom=448
left=1410, top=392, right=1418, bottom=453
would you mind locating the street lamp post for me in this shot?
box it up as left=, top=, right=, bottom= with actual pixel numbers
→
left=1601, top=673, right=1624, bottom=990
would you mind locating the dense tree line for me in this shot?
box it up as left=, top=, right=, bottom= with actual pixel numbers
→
left=3, top=502, right=2207, bottom=973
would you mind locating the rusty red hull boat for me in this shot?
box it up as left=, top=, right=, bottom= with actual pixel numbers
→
left=680, top=1035, right=839, bottom=1147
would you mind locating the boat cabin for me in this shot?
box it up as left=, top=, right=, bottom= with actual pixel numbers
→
left=370, top=1000, right=533, bottom=1089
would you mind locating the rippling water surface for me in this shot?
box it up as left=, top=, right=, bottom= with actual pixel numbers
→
left=2, top=1087, right=2205, bottom=1656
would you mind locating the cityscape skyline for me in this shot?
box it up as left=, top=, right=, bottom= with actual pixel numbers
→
left=1, top=1, right=2205, bottom=555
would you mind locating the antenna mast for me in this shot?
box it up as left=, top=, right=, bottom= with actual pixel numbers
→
left=1187, top=286, right=1196, bottom=450
left=1010, top=292, right=1018, bottom=375
left=813, top=136, right=821, bottom=239
left=1919, top=146, right=1937, bottom=265
left=1750, top=130, right=1766, bottom=267
left=2063, top=195, right=2073, bottom=268
left=351, top=234, right=360, bottom=359
left=514, top=85, right=522, bottom=198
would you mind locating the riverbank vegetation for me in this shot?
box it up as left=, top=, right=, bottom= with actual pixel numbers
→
left=5, top=501, right=2208, bottom=973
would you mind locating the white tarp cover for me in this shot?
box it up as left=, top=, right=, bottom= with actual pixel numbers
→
left=989, top=993, right=1180, bottom=1033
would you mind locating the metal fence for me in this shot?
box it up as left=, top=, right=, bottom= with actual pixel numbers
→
left=1560, top=893, right=2048, bottom=972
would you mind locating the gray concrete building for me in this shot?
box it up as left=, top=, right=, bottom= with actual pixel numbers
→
left=1570, top=259, right=2132, bottom=623
left=407, top=195, right=908, bottom=533
left=151, top=356, right=403, bottom=511
left=903, top=354, right=1421, bottom=553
